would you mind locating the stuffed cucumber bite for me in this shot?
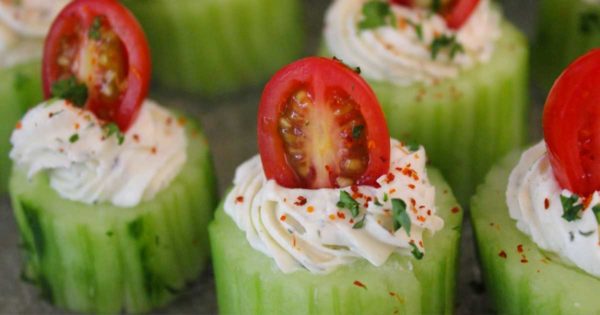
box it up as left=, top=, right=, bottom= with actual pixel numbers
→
left=0, top=0, right=70, bottom=192
left=533, top=0, right=600, bottom=90
left=471, top=50, right=600, bottom=314
left=320, top=0, right=529, bottom=206
left=9, top=1, right=217, bottom=313
left=122, top=0, right=305, bottom=97
left=209, top=57, right=463, bottom=314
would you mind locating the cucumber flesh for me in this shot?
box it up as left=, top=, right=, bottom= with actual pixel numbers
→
left=0, top=60, right=42, bottom=193
left=210, top=168, right=462, bottom=315
left=471, top=152, right=600, bottom=314
left=321, top=22, right=528, bottom=206
left=10, top=119, right=218, bottom=314
left=123, top=0, right=305, bottom=96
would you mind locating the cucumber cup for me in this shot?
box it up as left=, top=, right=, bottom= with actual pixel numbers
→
left=123, top=0, right=305, bottom=97
left=0, top=60, right=42, bottom=193
left=210, top=168, right=462, bottom=315
left=10, top=118, right=217, bottom=314
left=471, top=152, right=600, bottom=314
left=533, top=0, right=600, bottom=90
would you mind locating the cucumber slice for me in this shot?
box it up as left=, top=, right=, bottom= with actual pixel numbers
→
left=321, top=22, right=528, bottom=206
left=9, top=117, right=218, bottom=314
left=533, top=0, right=600, bottom=90
left=123, top=0, right=305, bottom=97
left=471, top=152, right=600, bottom=314
left=0, top=60, right=42, bottom=193
left=210, top=168, right=462, bottom=315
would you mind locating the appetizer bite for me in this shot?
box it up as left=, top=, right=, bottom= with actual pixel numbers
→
left=471, top=50, right=600, bottom=313
left=123, top=0, right=305, bottom=97
left=0, top=0, right=69, bottom=192
left=533, top=0, right=600, bottom=90
left=210, top=57, right=463, bottom=314
left=9, top=1, right=217, bottom=313
left=321, top=0, right=529, bottom=205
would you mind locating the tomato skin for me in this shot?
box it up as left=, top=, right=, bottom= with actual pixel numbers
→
left=389, top=0, right=480, bottom=29
left=43, top=0, right=151, bottom=131
left=544, top=49, right=600, bottom=196
left=258, top=57, right=390, bottom=189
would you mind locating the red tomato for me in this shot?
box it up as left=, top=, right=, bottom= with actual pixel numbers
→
left=43, top=0, right=150, bottom=131
left=389, top=0, right=480, bottom=29
left=258, top=57, right=391, bottom=189
left=544, top=49, right=600, bottom=196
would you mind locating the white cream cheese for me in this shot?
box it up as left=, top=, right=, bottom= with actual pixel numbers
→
left=324, top=0, right=501, bottom=85
left=224, top=139, right=443, bottom=274
left=10, top=99, right=188, bottom=208
left=507, top=141, right=600, bottom=277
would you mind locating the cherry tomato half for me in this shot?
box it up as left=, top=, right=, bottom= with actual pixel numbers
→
left=389, top=0, right=480, bottom=29
left=544, top=49, right=600, bottom=196
left=258, top=57, right=391, bottom=189
left=43, top=0, right=151, bottom=131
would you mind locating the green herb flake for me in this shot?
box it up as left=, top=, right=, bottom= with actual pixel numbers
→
left=593, top=205, right=600, bottom=223
left=430, top=34, right=464, bottom=60
left=579, top=230, right=595, bottom=237
left=405, top=141, right=420, bottom=151
left=383, top=193, right=389, bottom=202
left=410, top=242, right=424, bottom=260
left=353, top=216, right=367, bottom=229
left=374, top=198, right=383, bottom=207
left=69, top=133, right=79, bottom=143
left=88, top=16, right=102, bottom=40
left=561, top=194, right=583, bottom=222
left=104, top=123, right=125, bottom=145
left=392, top=198, right=411, bottom=235
left=352, top=125, right=365, bottom=139
left=50, top=76, right=88, bottom=107
left=337, top=191, right=360, bottom=218
left=359, top=1, right=395, bottom=30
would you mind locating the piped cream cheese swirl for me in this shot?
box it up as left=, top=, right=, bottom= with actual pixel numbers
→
left=507, top=142, right=600, bottom=278
left=10, top=99, right=188, bottom=208
left=324, top=0, right=501, bottom=85
left=225, top=139, right=443, bottom=274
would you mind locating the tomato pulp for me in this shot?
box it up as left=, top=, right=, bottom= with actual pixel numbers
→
left=43, top=0, right=150, bottom=131
left=389, top=0, right=480, bottom=29
left=258, top=57, right=390, bottom=189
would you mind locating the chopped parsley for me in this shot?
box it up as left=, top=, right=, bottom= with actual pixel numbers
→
left=580, top=11, right=600, bottom=34
left=579, top=230, right=595, bottom=237
left=359, top=1, right=395, bottom=30
left=353, top=216, right=367, bottom=229
left=561, top=194, right=583, bottom=222
left=407, top=20, right=424, bottom=41
left=383, top=192, right=389, bottom=202
left=410, top=242, right=424, bottom=260
left=593, top=205, right=600, bottom=223
left=50, top=76, right=88, bottom=107
left=392, top=198, right=411, bottom=235
left=352, top=125, right=365, bottom=139
left=88, top=16, right=102, bottom=40
left=374, top=198, right=383, bottom=207
left=69, top=133, right=79, bottom=143
left=405, top=141, right=420, bottom=151
left=337, top=191, right=360, bottom=218
left=103, top=123, right=125, bottom=145
left=430, top=34, right=464, bottom=60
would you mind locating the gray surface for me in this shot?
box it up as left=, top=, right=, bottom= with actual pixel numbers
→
left=0, top=0, right=543, bottom=314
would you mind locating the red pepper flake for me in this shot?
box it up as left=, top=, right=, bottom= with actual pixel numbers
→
left=337, top=211, right=346, bottom=219
left=389, top=188, right=397, bottom=195
left=351, top=185, right=359, bottom=193
left=235, top=196, right=244, bottom=204
left=401, top=164, right=420, bottom=180
left=150, top=146, right=157, bottom=154
left=417, top=215, right=426, bottom=222
left=133, top=134, right=140, bottom=142
left=74, top=123, right=80, bottom=130
left=408, top=184, right=415, bottom=190
left=291, top=236, right=297, bottom=247
left=353, top=280, right=367, bottom=289
left=15, top=121, right=22, bottom=129
left=385, top=173, right=395, bottom=183
left=418, top=240, right=424, bottom=247
left=517, top=244, right=523, bottom=253
left=307, top=206, right=315, bottom=213
left=177, top=117, right=187, bottom=126
left=280, top=214, right=287, bottom=222
left=498, top=250, right=507, bottom=259
left=544, top=198, right=550, bottom=210
left=521, top=257, right=529, bottom=264
left=410, top=198, right=416, bottom=207
left=294, top=196, right=307, bottom=206
left=427, top=210, right=432, bottom=216
left=165, top=117, right=173, bottom=125
left=329, top=214, right=336, bottom=221
left=451, top=207, right=460, bottom=214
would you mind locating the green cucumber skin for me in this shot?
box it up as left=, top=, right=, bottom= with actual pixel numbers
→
left=0, top=61, right=42, bottom=193
left=123, top=0, right=305, bottom=97
left=10, top=120, right=218, bottom=314
left=210, top=168, right=462, bottom=315
left=533, top=0, right=600, bottom=90
left=321, top=22, right=528, bottom=207
left=471, top=152, right=600, bottom=315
